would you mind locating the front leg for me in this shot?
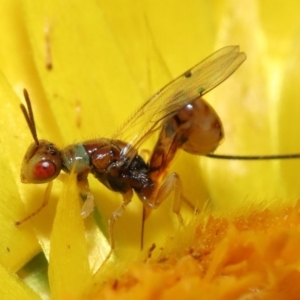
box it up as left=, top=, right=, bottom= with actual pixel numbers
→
left=76, top=171, right=95, bottom=219
left=15, top=181, right=53, bottom=226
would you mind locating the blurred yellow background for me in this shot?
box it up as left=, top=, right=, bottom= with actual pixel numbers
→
left=0, top=0, right=300, bottom=297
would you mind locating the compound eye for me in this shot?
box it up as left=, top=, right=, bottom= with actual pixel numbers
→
left=33, top=160, right=57, bottom=181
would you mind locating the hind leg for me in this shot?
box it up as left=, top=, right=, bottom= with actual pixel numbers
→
left=145, top=172, right=184, bottom=224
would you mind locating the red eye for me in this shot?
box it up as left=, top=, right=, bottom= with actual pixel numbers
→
left=33, top=160, right=56, bottom=180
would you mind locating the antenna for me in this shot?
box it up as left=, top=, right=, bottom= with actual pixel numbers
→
left=206, top=153, right=300, bottom=160
left=20, top=89, right=39, bottom=146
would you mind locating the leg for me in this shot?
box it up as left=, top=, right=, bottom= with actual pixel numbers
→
left=108, top=189, right=133, bottom=249
left=182, top=195, right=198, bottom=213
left=139, top=173, right=184, bottom=251
left=15, top=181, right=53, bottom=226
left=147, top=172, right=184, bottom=225
left=103, top=189, right=133, bottom=263
left=80, top=193, right=95, bottom=219
left=76, top=172, right=95, bottom=219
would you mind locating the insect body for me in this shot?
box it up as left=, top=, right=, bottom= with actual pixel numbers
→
left=20, top=46, right=246, bottom=252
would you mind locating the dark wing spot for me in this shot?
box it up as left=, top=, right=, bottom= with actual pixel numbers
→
left=197, top=87, right=205, bottom=95
left=165, top=121, right=176, bottom=137
left=184, top=70, right=192, bottom=78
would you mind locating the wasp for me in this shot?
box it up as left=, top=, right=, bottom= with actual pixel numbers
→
left=20, top=45, right=246, bottom=255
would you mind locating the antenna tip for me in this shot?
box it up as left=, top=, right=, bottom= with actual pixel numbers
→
left=23, top=88, right=28, bottom=97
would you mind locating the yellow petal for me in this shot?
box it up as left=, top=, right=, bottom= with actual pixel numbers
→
left=0, top=75, right=40, bottom=271
left=48, top=171, right=92, bottom=299
left=0, top=262, right=40, bottom=300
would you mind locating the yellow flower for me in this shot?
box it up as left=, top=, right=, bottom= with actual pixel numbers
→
left=1, top=0, right=300, bottom=299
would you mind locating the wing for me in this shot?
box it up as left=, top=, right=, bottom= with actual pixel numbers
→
left=113, top=45, right=246, bottom=156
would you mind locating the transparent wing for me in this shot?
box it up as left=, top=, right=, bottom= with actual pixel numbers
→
left=114, top=45, right=246, bottom=156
